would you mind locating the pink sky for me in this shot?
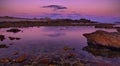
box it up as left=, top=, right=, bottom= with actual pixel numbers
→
left=0, top=0, right=120, bottom=20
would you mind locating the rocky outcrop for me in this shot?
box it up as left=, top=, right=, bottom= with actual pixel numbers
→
left=83, top=30, right=120, bottom=50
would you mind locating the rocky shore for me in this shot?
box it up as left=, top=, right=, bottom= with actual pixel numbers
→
left=83, top=30, right=120, bottom=50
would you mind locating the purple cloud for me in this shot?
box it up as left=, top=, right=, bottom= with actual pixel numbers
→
left=42, top=5, right=67, bottom=11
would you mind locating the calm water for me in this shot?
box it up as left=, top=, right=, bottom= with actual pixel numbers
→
left=0, top=26, right=120, bottom=64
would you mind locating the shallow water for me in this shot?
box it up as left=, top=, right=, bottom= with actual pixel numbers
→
left=0, top=26, right=120, bottom=65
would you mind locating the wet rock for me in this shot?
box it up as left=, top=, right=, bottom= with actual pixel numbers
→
left=63, top=46, right=75, bottom=51
left=6, top=28, right=21, bottom=33
left=63, top=63, right=71, bottom=66
left=117, top=28, right=120, bottom=32
left=83, top=30, right=120, bottom=50
left=14, top=54, right=27, bottom=63
left=13, top=51, right=19, bottom=55
left=16, top=38, right=21, bottom=40
left=40, top=58, right=51, bottom=64
left=8, top=37, right=16, bottom=40
left=0, top=35, right=5, bottom=41
left=0, top=44, right=8, bottom=48
left=73, top=63, right=84, bottom=66
left=66, top=53, right=76, bottom=58
left=8, top=37, right=21, bottom=40
left=95, top=61, right=114, bottom=66
left=0, top=58, right=12, bottom=63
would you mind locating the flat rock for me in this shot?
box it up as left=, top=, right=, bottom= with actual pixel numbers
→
left=83, top=30, right=120, bottom=50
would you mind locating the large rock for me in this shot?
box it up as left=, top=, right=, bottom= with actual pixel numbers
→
left=83, top=30, right=120, bottom=50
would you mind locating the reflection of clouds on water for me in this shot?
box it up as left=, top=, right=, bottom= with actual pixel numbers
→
left=41, top=26, right=94, bottom=32
left=45, top=32, right=65, bottom=37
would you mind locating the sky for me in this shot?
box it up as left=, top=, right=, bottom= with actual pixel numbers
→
left=0, top=0, right=120, bottom=22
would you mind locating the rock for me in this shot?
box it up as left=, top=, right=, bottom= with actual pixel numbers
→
left=0, top=35, right=5, bottom=41
left=40, top=58, right=51, bottom=64
left=14, top=54, right=27, bottom=63
left=63, top=46, right=75, bottom=51
left=8, top=37, right=16, bottom=40
left=63, top=63, right=71, bottom=66
left=66, top=53, right=76, bottom=58
left=8, top=37, right=21, bottom=40
left=117, top=28, right=120, bottom=32
left=16, top=38, right=21, bottom=40
left=83, top=30, right=120, bottom=50
left=0, top=44, right=8, bottom=48
left=13, top=51, right=19, bottom=55
left=0, top=58, right=12, bottom=63
left=6, top=28, right=21, bottom=33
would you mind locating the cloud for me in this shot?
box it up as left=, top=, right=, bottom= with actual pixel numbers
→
left=42, top=5, right=67, bottom=11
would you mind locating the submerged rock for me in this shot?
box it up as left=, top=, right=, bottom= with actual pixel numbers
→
left=14, top=54, right=27, bottom=63
left=83, top=30, right=120, bottom=50
left=0, top=44, right=8, bottom=48
left=0, top=35, right=5, bottom=41
left=6, top=28, right=21, bottom=33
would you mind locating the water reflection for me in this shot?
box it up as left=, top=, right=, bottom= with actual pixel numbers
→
left=0, top=26, right=119, bottom=65
left=83, top=46, right=120, bottom=58
left=45, top=32, right=65, bottom=37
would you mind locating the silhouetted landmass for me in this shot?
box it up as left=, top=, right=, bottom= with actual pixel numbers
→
left=0, top=16, right=116, bottom=28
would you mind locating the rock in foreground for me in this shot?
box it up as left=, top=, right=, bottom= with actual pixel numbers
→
left=83, top=30, right=120, bottom=50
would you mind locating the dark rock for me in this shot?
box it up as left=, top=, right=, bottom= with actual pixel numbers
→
left=0, top=44, right=8, bottom=48
left=0, top=35, right=5, bottom=41
left=8, top=37, right=21, bottom=40
left=117, top=28, right=120, bottom=32
left=83, top=30, right=120, bottom=50
left=40, top=58, right=51, bottom=64
left=63, top=46, right=75, bottom=51
left=7, top=28, right=21, bottom=33
left=14, top=54, right=27, bottom=63
left=94, top=24, right=115, bottom=28
left=66, top=53, right=76, bottom=58
left=63, top=63, right=71, bottom=66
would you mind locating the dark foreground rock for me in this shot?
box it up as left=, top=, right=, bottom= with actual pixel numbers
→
left=83, top=30, right=120, bottom=50
left=0, top=35, right=5, bottom=41
left=6, top=28, right=21, bottom=33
